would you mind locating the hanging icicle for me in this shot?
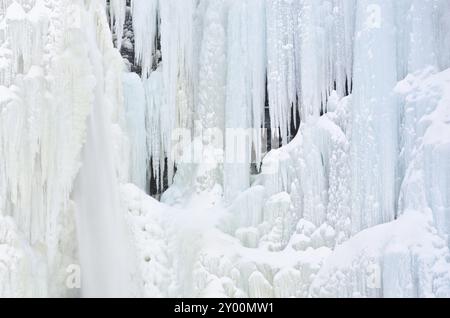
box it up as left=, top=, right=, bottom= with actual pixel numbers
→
left=131, top=0, right=159, bottom=78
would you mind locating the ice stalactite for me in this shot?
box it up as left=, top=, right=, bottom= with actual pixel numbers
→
left=265, top=0, right=356, bottom=138
left=266, top=0, right=297, bottom=143
left=158, top=0, right=196, bottom=185
left=144, top=68, right=165, bottom=191
left=112, top=0, right=450, bottom=299
left=121, top=67, right=165, bottom=194
left=224, top=0, right=260, bottom=201
left=434, top=0, right=450, bottom=71
left=405, top=0, right=438, bottom=73
left=126, top=0, right=269, bottom=196
left=193, top=0, right=227, bottom=192
left=73, top=0, right=136, bottom=297
left=350, top=0, right=399, bottom=233
left=296, top=0, right=356, bottom=118
left=307, top=1, right=450, bottom=298
left=297, top=0, right=329, bottom=120
left=0, top=0, right=133, bottom=297
left=246, top=0, right=267, bottom=168
left=131, top=0, right=158, bottom=78
left=109, top=0, right=126, bottom=49
left=127, top=0, right=198, bottom=191
left=197, top=0, right=226, bottom=136
left=397, top=68, right=450, bottom=244
left=332, top=0, right=356, bottom=97
left=123, top=72, right=147, bottom=193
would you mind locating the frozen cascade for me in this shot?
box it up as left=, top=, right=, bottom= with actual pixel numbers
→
left=144, top=68, right=165, bottom=191
left=72, top=0, right=133, bottom=297
left=72, top=0, right=136, bottom=297
left=0, top=0, right=134, bottom=297
left=266, top=0, right=297, bottom=142
left=109, top=0, right=126, bottom=49
left=1, top=0, right=450, bottom=298
left=123, top=72, right=147, bottom=190
left=158, top=0, right=197, bottom=186
left=131, top=0, right=158, bottom=78
left=125, top=0, right=362, bottom=186
left=180, top=0, right=227, bottom=195
left=120, top=0, right=450, bottom=298
left=73, top=81, right=134, bottom=297
left=224, top=0, right=250, bottom=201
left=350, top=0, right=398, bottom=232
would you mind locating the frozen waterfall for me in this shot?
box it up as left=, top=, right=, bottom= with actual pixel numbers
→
left=72, top=6, right=134, bottom=296
left=1, top=0, right=450, bottom=299
left=73, top=92, right=133, bottom=297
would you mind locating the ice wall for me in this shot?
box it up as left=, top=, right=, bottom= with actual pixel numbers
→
left=1, top=0, right=449, bottom=298
left=72, top=1, right=136, bottom=297
left=0, top=0, right=131, bottom=297
left=119, top=0, right=362, bottom=195
left=123, top=72, right=147, bottom=190
left=350, top=0, right=398, bottom=232
left=397, top=68, right=450, bottom=243
left=120, top=0, right=450, bottom=298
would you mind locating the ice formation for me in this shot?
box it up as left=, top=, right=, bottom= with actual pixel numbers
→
left=0, top=0, right=132, bottom=297
left=1, top=0, right=450, bottom=298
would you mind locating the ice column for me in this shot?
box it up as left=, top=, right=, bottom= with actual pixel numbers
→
left=350, top=0, right=398, bottom=232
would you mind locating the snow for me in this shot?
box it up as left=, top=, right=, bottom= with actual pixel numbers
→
left=123, top=183, right=332, bottom=297
left=72, top=1, right=136, bottom=297
left=396, top=67, right=450, bottom=243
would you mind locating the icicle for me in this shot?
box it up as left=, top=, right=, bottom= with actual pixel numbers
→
left=197, top=0, right=227, bottom=133
left=225, top=0, right=252, bottom=202
left=350, top=0, right=398, bottom=233
left=297, top=0, right=323, bottom=120
left=109, top=0, right=126, bottom=49
left=266, top=0, right=297, bottom=144
left=144, top=67, right=164, bottom=193
left=332, top=0, right=356, bottom=97
left=123, top=71, right=147, bottom=190
left=224, top=0, right=267, bottom=201
left=406, top=0, right=438, bottom=73
left=265, top=0, right=355, bottom=139
left=131, top=0, right=158, bottom=78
